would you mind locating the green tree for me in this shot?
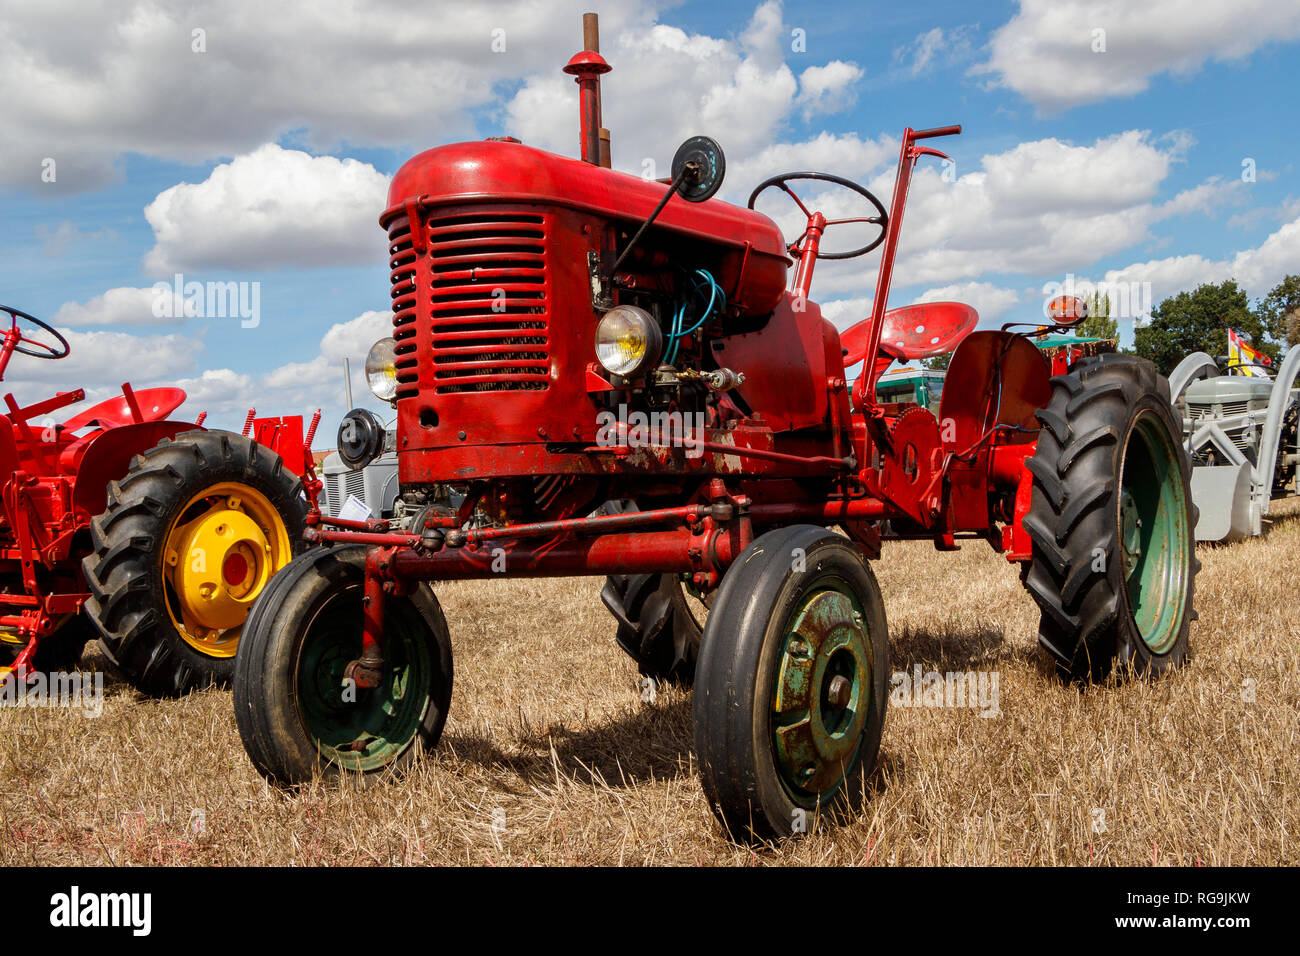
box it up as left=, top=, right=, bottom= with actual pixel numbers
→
left=1076, top=292, right=1118, bottom=339
left=922, top=352, right=951, bottom=371
left=1257, top=274, right=1300, bottom=347
left=1134, top=280, right=1277, bottom=375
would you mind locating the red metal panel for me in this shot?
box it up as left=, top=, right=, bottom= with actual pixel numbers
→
left=382, top=140, right=790, bottom=317
left=710, top=292, right=829, bottom=433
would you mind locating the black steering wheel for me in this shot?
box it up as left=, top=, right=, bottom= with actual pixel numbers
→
left=747, top=171, right=888, bottom=260
left=1, top=303, right=70, bottom=360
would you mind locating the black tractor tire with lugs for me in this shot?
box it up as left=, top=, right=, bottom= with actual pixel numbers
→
left=597, top=501, right=703, bottom=686
left=1022, top=353, right=1198, bottom=682
left=82, top=429, right=307, bottom=696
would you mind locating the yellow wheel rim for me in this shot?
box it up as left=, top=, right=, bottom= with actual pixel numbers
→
left=162, top=481, right=292, bottom=659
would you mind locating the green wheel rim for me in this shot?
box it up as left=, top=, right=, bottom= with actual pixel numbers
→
left=295, top=595, right=432, bottom=773
left=770, top=579, right=875, bottom=805
left=1119, top=410, right=1191, bottom=654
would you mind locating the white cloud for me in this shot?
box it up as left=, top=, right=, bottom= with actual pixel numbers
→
left=503, top=1, right=852, bottom=189
left=978, top=0, right=1300, bottom=111
left=142, top=144, right=391, bottom=274
left=917, top=282, right=1021, bottom=326
left=795, top=61, right=864, bottom=119
left=52, top=286, right=176, bottom=327
left=818, top=297, right=874, bottom=332
left=0, top=330, right=204, bottom=410
left=0, top=307, right=392, bottom=441
left=803, top=129, right=1199, bottom=296
left=1087, top=211, right=1300, bottom=313
left=0, top=0, right=662, bottom=192
left=894, top=26, right=976, bottom=77
left=168, top=311, right=393, bottom=432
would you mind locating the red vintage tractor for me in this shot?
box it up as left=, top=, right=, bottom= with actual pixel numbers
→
left=233, top=16, right=1197, bottom=840
left=0, top=305, right=318, bottom=695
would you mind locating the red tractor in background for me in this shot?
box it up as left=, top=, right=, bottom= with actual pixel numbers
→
left=234, top=15, right=1197, bottom=840
left=0, top=304, right=318, bottom=695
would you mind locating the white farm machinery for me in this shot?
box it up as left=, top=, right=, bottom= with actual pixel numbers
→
left=1170, top=345, right=1300, bottom=541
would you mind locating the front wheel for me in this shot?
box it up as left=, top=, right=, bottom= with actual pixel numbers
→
left=1022, top=354, right=1198, bottom=682
left=233, top=546, right=453, bottom=785
left=693, top=526, right=889, bottom=842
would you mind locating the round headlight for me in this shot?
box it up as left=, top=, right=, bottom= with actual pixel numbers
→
left=595, top=305, right=662, bottom=377
left=337, top=408, right=384, bottom=471
left=365, top=337, right=399, bottom=402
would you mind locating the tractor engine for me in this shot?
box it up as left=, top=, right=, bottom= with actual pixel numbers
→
left=363, top=138, right=804, bottom=522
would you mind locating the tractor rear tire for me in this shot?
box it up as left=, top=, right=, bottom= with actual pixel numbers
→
left=693, top=525, right=888, bottom=842
left=597, top=501, right=703, bottom=686
left=601, top=573, right=704, bottom=687
left=82, top=429, right=307, bottom=697
left=233, top=545, right=453, bottom=786
left=1022, top=354, right=1198, bottom=682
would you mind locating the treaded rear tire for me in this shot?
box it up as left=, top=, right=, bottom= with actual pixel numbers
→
left=1022, top=354, right=1198, bottom=682
left=597, top=500, right=703, bottom=686
left=82, top=429, right=307, bottom=696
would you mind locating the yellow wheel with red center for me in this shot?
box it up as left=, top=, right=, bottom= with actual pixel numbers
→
left=83, top=429, right=307, bottom=696
left=161, top=482, right=295, bottom=660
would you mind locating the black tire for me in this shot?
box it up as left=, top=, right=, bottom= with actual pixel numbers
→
left=601, top=573, right=703, bottom=686
left=1022, top=354, right=1198, bottom=682
left=598, top=500, right=703, bottom=686
left=233, top=545, right=453, bottom=785
left=82, top=429, right=307, bottom=696
left=693, top=525, right=889, bottom=842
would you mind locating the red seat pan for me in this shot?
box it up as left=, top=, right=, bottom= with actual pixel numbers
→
left=61, top=387, right=187, bottom=433
left=840, top=301, right=979, bottom=366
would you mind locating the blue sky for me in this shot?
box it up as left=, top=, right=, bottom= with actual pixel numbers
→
left=1, top=0, right=1297, bottom=440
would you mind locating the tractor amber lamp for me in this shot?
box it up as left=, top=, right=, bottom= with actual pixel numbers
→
left=1046, top=295, right=1088, bottom=326
left=365, top=337, right=399, bottom=402
left=595, top=305, right=662, bottom=377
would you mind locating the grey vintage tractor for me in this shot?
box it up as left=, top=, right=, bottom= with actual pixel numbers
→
left=1169, top=345, right=1300, bottom=541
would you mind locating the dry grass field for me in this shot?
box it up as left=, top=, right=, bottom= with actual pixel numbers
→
left=2, top=500, right=1297, bottom=866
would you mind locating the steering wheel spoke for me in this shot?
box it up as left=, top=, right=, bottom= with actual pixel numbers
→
left=747, top=171, right=888, bottom=260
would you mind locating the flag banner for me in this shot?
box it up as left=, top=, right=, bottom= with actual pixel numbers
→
left=1227, top=328, right=1272, bottom=378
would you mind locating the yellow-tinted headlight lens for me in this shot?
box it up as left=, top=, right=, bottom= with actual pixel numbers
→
left=365, top=337, right=399, bottom=402
left=595, top=305, right=662, bottom=377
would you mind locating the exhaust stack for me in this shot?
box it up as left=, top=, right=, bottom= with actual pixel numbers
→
left=563, top=12, right=612, bottom=167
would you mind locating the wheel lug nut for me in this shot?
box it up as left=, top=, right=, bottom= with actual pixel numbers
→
left=828, top=675, right=851, bottom=708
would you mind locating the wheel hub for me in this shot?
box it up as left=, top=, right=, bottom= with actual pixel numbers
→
left=161, top=481, right=291, bottom=657
left=169, top=506, right=271, bottom=633
left=772, top=589, right=873, bottom=798
left=1120, top=487, right=1143, bottom=577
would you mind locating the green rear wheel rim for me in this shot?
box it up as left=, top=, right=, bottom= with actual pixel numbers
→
left=771, top=579, right=874, bottom=804
left=1119, top=410, right=1191, bottom=654
left=295, top=595, right=432, bottom=773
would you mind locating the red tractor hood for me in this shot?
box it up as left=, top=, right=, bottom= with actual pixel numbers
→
left=382, top=139, right=789, bottom=263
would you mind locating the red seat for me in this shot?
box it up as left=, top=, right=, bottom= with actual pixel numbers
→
left=61, top=387, right=186, bottom=434
left=841, top=301, right=978, bottom=366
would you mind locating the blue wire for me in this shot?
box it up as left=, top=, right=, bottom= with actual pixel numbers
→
left=665, top=269, right=724, bottom=365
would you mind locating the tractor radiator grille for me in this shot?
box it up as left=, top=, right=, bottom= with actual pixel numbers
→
left=1187, top=400, right=1251, bottom=417
left=323, top=470, right=368, bottom=515
left=389, top=211, right=552, bottom=398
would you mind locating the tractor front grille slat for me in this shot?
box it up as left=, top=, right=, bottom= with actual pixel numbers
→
left=1188, top=400, right=1252, bottom=417
left=388, top=211, right=552, bottom=397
